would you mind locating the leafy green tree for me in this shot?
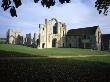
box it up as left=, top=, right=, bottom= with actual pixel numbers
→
left=1, top=0, right=110, bottom=17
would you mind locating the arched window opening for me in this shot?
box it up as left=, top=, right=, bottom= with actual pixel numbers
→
left=51, top=18, right=58, bottom=34
left=63, top=30, right=64, bottom=36
left=53, top=23, right=58, bottom=34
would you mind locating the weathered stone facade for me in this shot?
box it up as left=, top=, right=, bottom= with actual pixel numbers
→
left=38, top=19, right=101, bottom=50
left=6, top=18, right=102, bottom=50
left=7, top=29, right=23, bottom=44
left=38, top=18, right=67, bottom=48
left=25, top=33, right=32, bottom=46
left=66, top=26, right=101, bottom=50
left=101, top=34, right=110, bottom=50
left=33, top=33, right=38, bottom=45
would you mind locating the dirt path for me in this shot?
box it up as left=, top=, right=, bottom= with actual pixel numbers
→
left=0, top=55, right=110, bottom=59
left=48, top=55, right=110, bottom=58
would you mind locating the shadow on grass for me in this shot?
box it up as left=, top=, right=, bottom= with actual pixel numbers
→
left=0, top=58, right=110, bottom=82
left=0, top=50, right=47, bottom=57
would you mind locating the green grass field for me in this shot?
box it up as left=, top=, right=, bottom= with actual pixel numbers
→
left=0, top=44, right=110, bottom=63
left=0, top=44, right=110, bottom=56
left=1, top=44, right=110, bottom=81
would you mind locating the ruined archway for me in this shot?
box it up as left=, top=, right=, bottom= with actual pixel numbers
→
left=9, top=35, right=15, bottom=39
left=51, top=18, right=58, bottom=23
left=50, top=18, right=58, bottom=34
left=52, top=38, right=57, bottom=47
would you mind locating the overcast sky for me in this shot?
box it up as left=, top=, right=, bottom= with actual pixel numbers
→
left=0, top=0, right=110, bottom=38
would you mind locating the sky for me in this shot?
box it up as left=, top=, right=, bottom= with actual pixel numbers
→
left=0, top=0, right=110, bottom=38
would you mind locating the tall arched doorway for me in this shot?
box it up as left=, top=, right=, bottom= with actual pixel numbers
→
left=52, top=38, right=57, bottom=47
left=42, top=43, right=45, bottom=48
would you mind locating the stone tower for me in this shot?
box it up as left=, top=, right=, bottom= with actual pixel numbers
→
left=39, top=18, right=67, bottom=48
left=25, top=33, right=32, bottom=46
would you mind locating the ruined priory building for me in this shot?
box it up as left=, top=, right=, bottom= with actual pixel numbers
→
left=38, top=18, right=67, bottom=48
left=6, top=18, right=102, bottom=50
left=66, top=26, right=101, bottom=50
left=38, top=18, right=101, bottom=50
left=7, top=29, right=23, bottom=44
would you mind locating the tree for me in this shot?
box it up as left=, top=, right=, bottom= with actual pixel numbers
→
left=1, top=0, right=110, bottom=17
left=95, top=0, right=110, bottom=16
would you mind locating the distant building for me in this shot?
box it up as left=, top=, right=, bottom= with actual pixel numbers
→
left=17, top=35, right=23, bottom=45
left=7, top=29, right=23, bottom=44
left=38, top=18, right=102, bottom=50
left=0, top=38, right=6, bottom=43
left=38, top=18, right=67, bottom=48
left=31, top=33, right=39, bottom=48
left=101, top=34, right=110, bottom=50
left=66, top=26, right=102, bottom=50
left=25, top=33, right=32, bottom=46
left=33, top=33, right=37, bottom=44
left=6, top=18, right=106, bottom=51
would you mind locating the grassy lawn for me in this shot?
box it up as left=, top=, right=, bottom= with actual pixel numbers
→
left=0, top=44, right=110, bottom=56
left=1, top=44, right=110, bottom=63
left=0, top=44, right=110, bottom=81
left=0, top=58, right=110, bottom=82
